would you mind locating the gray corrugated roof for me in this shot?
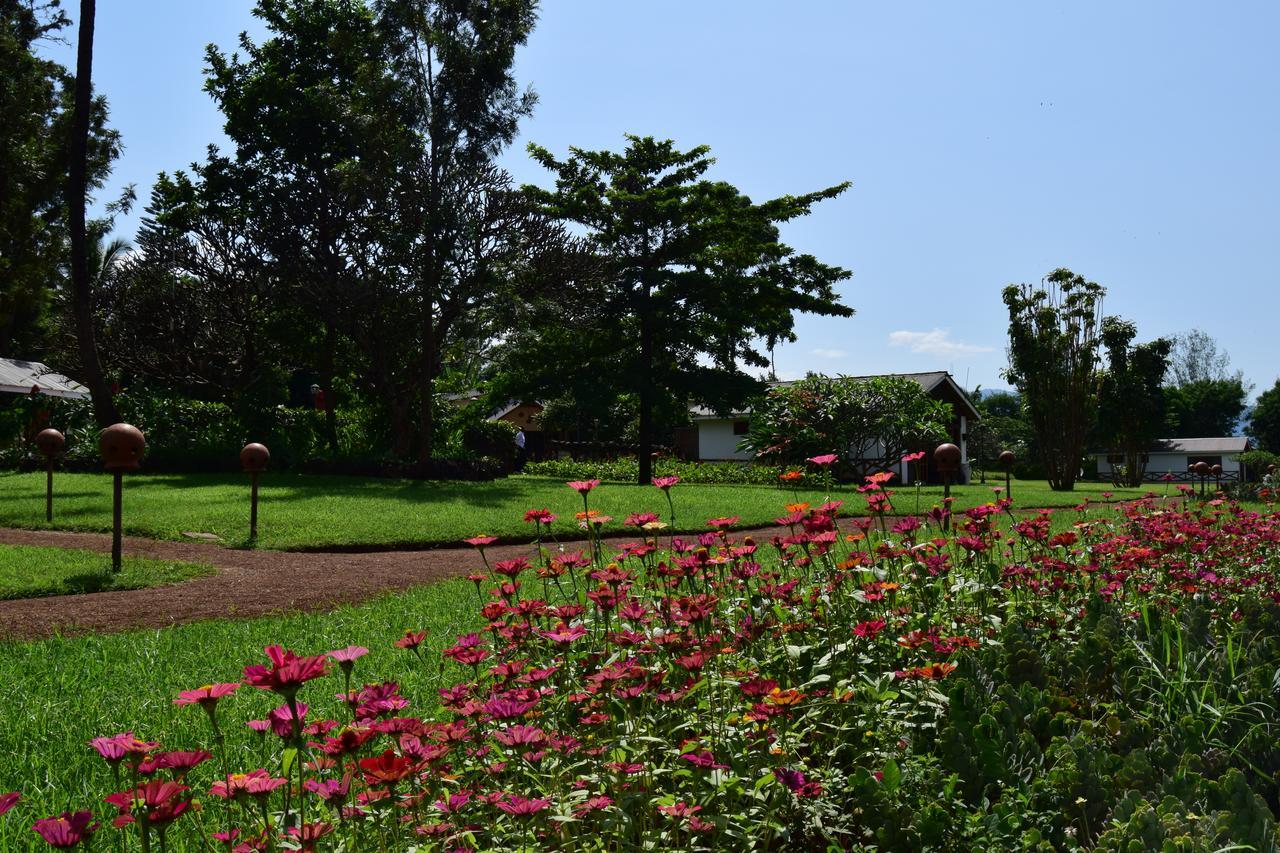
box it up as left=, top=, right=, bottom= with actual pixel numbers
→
left=1150, top=437, right=1250, bottom=454
left=0, top=358, right=90, bottom=400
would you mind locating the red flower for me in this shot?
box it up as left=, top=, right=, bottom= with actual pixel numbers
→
left=523, top=508, right=556, bottom=524
left=359, top=749, right=419, bottom=786
left=31, top=811, right=98, bottom=848
left=242, top=646, right=329, bottom=698
left=104, top=780, right=191, bottom=827
left=395, top=630, right=429, bottom=651
left=210, top=770, right=287, bottom=800
left=0, top=792, right=18, bottom=816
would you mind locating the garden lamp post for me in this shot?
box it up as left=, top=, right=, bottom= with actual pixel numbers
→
left=1193, top=461, right=1210, bottom=499
left=934, top=442, right=961, bottom=531
left=99, top=424, right=145, bottom=573
left=240, top=443, right=270, bottom=542
left=998, top=450, right=1016, bottom=502
left=34, top=428, right=64, bottom=522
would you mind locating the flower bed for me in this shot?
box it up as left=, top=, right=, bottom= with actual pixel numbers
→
left=6, top=477, right=1280, bottom=850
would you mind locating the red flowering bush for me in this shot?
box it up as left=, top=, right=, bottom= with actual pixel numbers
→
left=9, top=483, right=1280, bottom=849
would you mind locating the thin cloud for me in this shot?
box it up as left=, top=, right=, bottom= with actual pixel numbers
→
left=811, top=348, right=847, bottom=359
left=887, top=329, right=995, bottom=356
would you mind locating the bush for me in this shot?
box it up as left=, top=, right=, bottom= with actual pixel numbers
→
left=1237, top=449, right=1280, bottom=482
left=525, top=456, right=791, bottom=486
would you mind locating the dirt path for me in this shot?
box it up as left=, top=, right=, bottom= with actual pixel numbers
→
left=0, top=525, right=791, bottom=641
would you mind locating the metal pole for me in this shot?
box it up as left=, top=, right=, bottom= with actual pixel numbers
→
left=1005, top=467, right=1011, bottom=502
left=250, top=471, right=260, bottom=541
left=943, top=475, right=952, bottom=531
left=45, top=457, right=54, bottom=522
left=112, top=471, right=122, bottom=572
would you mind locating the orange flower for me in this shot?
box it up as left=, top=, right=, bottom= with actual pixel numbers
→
left=765, top=687, right=805, bottom=707
left=780, top=470, right=804, bottom=483
left=785, top=502, right=810, bottom=513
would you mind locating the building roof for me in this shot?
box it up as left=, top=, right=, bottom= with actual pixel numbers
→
left=0, top=358, right=90, bottom=400
left=1093, top=437, right=1251, bottom=455
left=690, top=371, right=981, bottom=421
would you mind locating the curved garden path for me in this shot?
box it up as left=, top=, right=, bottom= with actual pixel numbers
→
left=0, top=525, right=792, bottom=641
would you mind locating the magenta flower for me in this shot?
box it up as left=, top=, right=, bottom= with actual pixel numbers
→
left=706, top=516, right=740, bottom=530
left=523, top=508, right=556, bottom=524
left=806, top=454, right=838, bottom=466
left=328, top=646, right=369, bottom=673
left=652, top=476, right=680, bottom=490
left=496, top=794, right=551, bottom=816
left=88, top=733, right=156, bottom=764
left=0, top=792, right=19, bottom=816
left=210, top=770, right=287, bottom=800
left=31, top=811, right=98, bottom=848
left=464, top=535, right=498, bottom=547
left=537, top=623, right=587, bottom=645
left=268, top=702, right=308, bottom=739
left=567, top=479, right=601, bottom=494
left=680, top=750, right=729, bottom=770
left=173, top=683, right=239, bottom=710
left=242, top=645, right=329, bottom=698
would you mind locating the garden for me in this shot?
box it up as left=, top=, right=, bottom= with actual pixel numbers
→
left=3, top=469, right=1280, bottom=850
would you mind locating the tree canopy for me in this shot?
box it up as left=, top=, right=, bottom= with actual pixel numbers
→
left=1096, top=317, right=1171, bottom=486
left=508, top=136, right=853, bottom=483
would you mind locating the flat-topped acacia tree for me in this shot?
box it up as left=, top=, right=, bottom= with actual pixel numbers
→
left=522, top=136, right=853, bottom=484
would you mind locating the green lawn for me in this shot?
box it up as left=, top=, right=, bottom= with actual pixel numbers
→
left=0, top=470, right=1156, bottom=550
left=0, top=543, right=213, bottom=600
left=0, top=578, right=480, bottom=850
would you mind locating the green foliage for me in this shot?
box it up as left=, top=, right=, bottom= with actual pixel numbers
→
left=510, top=135, right=853, bottom=482
left=1003, top=268, right=1106, bottom=491
left=1237, top=449, right=1280, bottom=481
left=1247, top=379, right=1280, bottom=452
left=1097, top=317, right=1172, bottom=486
left=1164, top=378, right=1249, bottom=438
left=743, top=374, right=951, bottom=478
left=524, top=457, right=789, bottom=486
left=968, top=390, right=1034, bottom=477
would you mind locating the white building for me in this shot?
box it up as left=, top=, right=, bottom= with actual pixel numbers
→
left=1094, top=437, right=1251, bottom=481
left=685, top=371, right=980, bottom=484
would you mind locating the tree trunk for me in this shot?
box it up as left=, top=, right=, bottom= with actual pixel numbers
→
left=636, top=285, right=654, bottom=485
left=321, top=319, right=338, bottom=452
left=68, top=0, right=118, bottom=427
left=418, top=300, right=435, bottom=462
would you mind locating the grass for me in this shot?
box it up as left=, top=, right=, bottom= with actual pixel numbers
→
left=0, top=577, right=482, bottom=849
left=0, top=543, right=213, bottom=600
left=0, top=470, right=1157, bottom=551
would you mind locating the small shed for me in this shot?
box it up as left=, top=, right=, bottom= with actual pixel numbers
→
left=1094, top=437, right=1251, bottom=481
left=0, top=358, right=90, bottom=400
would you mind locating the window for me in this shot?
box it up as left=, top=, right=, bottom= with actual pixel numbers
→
left=732, top=420, right=749, bottom=436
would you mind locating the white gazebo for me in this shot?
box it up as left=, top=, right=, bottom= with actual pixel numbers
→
left=0, top=358, right=90, bottom=400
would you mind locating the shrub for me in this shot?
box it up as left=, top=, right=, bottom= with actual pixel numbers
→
left=525, top=456, right=789, bottom=485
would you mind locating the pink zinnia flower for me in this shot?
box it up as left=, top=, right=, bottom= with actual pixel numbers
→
left=806, top=454, right=838, bottom=466
left=89, top=733, right=156, bottom=764
left=173, top=683, right=239, bottom=710
left=652, top=476, right=680, bottom=490
left=680, top=750, right=729, bottom=770
left=0, top=792, right=18, bottom=815
left=210, top=770, right=287, bottom=800
left=328, top=646, right=369, bottom=669
left=537, top=622, right=586, bottom=645
left=496, top=794, right=551, bottom=817
left=395, top=630, right=429, bottom=651
left=31, top=811, right=98, bottom=848
left=523, top=508, right=556, bottom=524
left=706, top=516, right=740, bottom=529
left=242, top=646, right=329, bottom=698
left=567, top=479, right=600, bottom=494
left=464, top=535, right=498, bottom=547
left=268, top=702, right=308, bottom=739
left=104, top=780, right=190, bottom=827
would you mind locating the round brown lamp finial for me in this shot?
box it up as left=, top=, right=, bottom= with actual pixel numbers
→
left=1192, top=461, right=1210, bottom=476
left=998, top=450, right=1016, bottom=468
left=240, top=442, right=270, bottom=473
left=1211, top=463, right=1223, bottom=476
left=99, top=423, right=146, bottom=472
left=934, top=442, right=962, bottom=473
left=35, top=428, right=65, bottom=457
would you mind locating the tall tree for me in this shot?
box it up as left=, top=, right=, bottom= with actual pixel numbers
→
left=1096, top=317, right=1172, bottom=486
left=374, top=0, right=539, bottom=460
left=67, top=0, right=118, bottom=425
left=1002, top=268, right=1105, bottom=491
left=1248, top=380, right=1280, bottom=453
left=1164, top=378, right=1249, bottom=437
left=1167, top=329, right=1241, bottom=387
left=520, top=136, right=853, bottom=483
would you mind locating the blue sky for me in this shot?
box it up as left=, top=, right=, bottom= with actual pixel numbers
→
left=46, top=1, right=1280, bottom=395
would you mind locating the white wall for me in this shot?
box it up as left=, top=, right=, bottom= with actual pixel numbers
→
left=696, top=419, right=753, bottom=461
left=1096, top=453, right=1242, bottom=476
